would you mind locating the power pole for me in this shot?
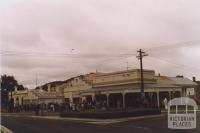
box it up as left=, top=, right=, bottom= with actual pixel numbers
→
left=36, top=74, right=38, bottom=88
left=137, top=49, right=148, bottom=106
left=126, top=61, right=129, bottom=71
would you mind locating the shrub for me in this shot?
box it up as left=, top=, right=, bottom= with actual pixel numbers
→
left=60, top=108, right=161, bottom=119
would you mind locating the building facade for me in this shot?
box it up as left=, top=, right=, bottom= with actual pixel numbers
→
left=11, top=69, right=198, bottom=109
left=9, top=84, right=63, bottom=107
left=61, top=69, right=198, bottom=108
left=193, top=77, right=200, bottom=104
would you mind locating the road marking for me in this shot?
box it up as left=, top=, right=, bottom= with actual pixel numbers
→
left=134, top=126, right=149, bottom=130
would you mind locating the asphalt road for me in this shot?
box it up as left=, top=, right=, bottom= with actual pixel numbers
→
left=1, top=113, right=200, bottom=133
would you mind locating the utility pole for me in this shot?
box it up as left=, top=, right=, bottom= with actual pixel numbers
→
left=36, top=74, right=38, bottom=88
left=137, top=49, right=148, bottom=106
left=126, top=62, right=129, bottom=71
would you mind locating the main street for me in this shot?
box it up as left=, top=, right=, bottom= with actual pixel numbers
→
left=1, top=113, right=200, bottom=133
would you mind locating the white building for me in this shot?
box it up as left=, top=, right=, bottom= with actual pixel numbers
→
left=10, top=84, right=63, bottom=107
left=61, top=69, right=198, bottom=108
left=10, top=69, right=198, bottom=108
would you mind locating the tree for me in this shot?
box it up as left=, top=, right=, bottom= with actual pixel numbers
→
left=0, top=74, right=24, bottom=108
left=17, top=84, right=25, bottom=90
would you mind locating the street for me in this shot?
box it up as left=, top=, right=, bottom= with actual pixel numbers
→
left=1, top=113, right=200, bottom=133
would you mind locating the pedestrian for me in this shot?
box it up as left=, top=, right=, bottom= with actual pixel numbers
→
left=163, top=97, right=168, bottom=109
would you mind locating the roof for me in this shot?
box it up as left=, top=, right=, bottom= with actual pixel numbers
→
left=168, top=77, right=198, bottom=86
left=155, top=76, right=197, bottom=88
left=93, top=76, right=197, bottom=89
left=146, top=83, right=179, bottom=88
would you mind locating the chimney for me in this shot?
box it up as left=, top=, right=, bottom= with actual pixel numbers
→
left=193, top=76, right=196, bottom=82
left=47, top=84, right=51, bottom=92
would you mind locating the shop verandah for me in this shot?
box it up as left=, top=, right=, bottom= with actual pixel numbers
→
left=75, top=85, right=182, bottom=109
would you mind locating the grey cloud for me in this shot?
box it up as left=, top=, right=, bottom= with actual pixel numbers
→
left=1, top=0, right=200, bottom=88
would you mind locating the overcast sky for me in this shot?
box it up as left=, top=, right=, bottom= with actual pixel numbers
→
left=1, top=0, right=200, bottom=89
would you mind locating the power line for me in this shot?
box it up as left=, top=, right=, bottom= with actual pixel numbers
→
left=148, top=56, right=200, bottom=72
left=1, top=40, right=200, bottom=59
left=146, top=40, right=200, bottom=52
left=146, top=56, right=200, bottom=78
left=1, top=40, right=200, bottom=75
left=0, top=50, right=136, bottom=59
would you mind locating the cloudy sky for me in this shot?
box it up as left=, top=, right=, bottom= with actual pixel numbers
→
left=1, top=0, right=200, bottom=89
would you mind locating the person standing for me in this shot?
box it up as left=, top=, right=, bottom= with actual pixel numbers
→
left=163, top=97, right=168, bottom=109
